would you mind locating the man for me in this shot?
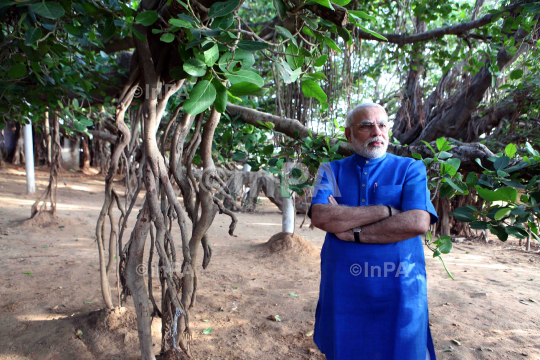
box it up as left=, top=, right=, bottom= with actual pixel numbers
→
left=308, top=103, right=438, bottom=360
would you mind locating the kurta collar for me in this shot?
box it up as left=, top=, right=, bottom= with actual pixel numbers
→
left=353, top=152, right=387, bottom=167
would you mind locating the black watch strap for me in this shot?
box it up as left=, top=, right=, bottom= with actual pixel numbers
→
left=354, top=231, right=361, bottom=243
left=387, top=205, right=392, bottom=217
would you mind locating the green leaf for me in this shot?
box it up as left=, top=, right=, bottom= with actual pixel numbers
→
left=275, top=25, right=297, bottom=46
left=505, top=226, right=527, bottom=239
left=314, top=54, right=328, bottom=67
left=493, top=226, right=508, bottom=241
left=169, top=18, right=193, bottom=28
left=475, top=186, right=505, bottom=202
left=183, top=81, right=216, bottom=115
left=526, top=142, right=539, bottom=157
left=74, top=122, right=86, bottom=132
left=217, top=50, right=255, bottom=72
left=135, top=11, right=159, bottom=26
left=357, top=24, right=387, bottom=41
left=228, top=82, right=268, bottom=97
left=494, top=208, right=511, bottom=220
left=101, top=17, right=116, bottom=38
left=262, top=144, right=274, bottom=155
left=8, top=63, right=27, bottom=78
left=80, top=119, right=93, bottom=126
left=204, top=44, right=219, bottom=67
left=25, top=27, right=42, bottom=46
left=202, top=327, right=213, bottom=334
left=0, top=0, right=15, bottom=9
left=438, top=151, right=452, bottom=159
left=470, top=221, right=490, bottom=230
left=465, top=173, right=478, bottom=187
left=412, top=153, right=422, bottom=160
left=337, top=27, right=351, bottom=45
left=183, top=58, right=207, bottom=77
left=212, top=79, right=227, bottom=113
left=494, top=156, right=510, bottom=170
left=311, top=0, right=334, bottom=10
left=237, top=40, right=269, bottom=51
left=30, top=2, right=65, bottom=19
left=436, top=137, right=451, bottom=152
left=273, top=0, right=287, bottom=19
left=301, top=80, right=327, bottom=103
left=509, top=69, right=523, bottom=80
left=232, top=150, right=247, bottom=160
left=496, top=187, right=517, bottom=202
left=505, top=143, right=517, bottom=158
left=302, top=15, right=319, bottom=30
left=211, top=14, right=234, bottom=29
left=160, top=33, right=175, bottom=43
left=208, top=0, right=241, bottom=18
left=445, top=178, right=466, bottom=195
left=445, top=158, right=461, bottom=171
left=450, top=207, right=475, bottom=222
left=434, top=235, right=452, bottom=254
left=349, top=10, right=376, bottom=21
left=324, top=36, right=341, bottom=52
left=421, top=141, right=436, bottom=155
left=285, top=44, right=303, bottom=70
left=224, top=70, right=264, bottom=86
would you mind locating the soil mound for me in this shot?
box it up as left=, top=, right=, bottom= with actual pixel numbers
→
left=260, top=232, right=319, bottom=259
left=15, top=212, right=75, bottom=229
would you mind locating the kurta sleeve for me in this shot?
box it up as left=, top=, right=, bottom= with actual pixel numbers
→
left=308, top=162, right=337, bottom=219
left=401, top=160, right=438, bottom=224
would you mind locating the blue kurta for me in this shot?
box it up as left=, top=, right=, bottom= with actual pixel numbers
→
left=308, top=152, right=438, bottom=360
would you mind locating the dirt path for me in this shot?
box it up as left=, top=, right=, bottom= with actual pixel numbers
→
left=0, top=171, right=539, bottom=360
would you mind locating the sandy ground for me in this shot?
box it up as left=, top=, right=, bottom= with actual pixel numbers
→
left=0, top=166, right=539, bottom=360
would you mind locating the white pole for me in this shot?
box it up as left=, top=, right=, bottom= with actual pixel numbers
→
left=282, top=192, right=295, bottom=233
left=282, top=162, right=295, bottom=234
left=23, top=122, right=35, bottom=194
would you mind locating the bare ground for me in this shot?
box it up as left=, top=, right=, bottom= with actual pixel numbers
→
left=0, top=166, right=539, bottom=360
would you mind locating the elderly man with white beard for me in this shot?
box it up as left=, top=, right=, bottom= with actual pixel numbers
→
left=308, top=103, right=439, bottom=360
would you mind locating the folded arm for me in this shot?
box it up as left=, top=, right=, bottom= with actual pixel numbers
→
left=310, top=195, right=400, bottom=234
left=335, top=209, right=430, bottom=244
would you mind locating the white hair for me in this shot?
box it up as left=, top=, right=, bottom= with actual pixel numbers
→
left=345, top=103, right=387, bottom=128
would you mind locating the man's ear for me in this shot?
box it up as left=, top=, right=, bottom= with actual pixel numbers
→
left=345, top=127, right=351, bottom=143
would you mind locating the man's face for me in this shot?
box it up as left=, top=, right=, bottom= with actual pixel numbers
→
left=345, top=107, right=389, bottom=159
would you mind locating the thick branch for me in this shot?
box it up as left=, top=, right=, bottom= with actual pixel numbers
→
left=89, top=130, right=118, bottom=143
left=226, top=104, right=498, bottom=172
left=352, top=2, right=520, bottom=46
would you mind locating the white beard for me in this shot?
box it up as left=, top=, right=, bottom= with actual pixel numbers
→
left=351, top=135, right=388, bottom=159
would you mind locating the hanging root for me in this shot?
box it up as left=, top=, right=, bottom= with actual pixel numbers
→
left=30, top=112, right=60, bottom=221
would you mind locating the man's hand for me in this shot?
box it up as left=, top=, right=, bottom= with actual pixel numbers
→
left=328, top=196, right=354, bottom=242
left=328, top=195, right=402, bottom=217
left=335, top=229, right=354, bottom=242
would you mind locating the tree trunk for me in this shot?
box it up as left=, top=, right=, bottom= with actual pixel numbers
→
left=12, top=123, right=24, bottom=165
left=392, top=18, right=427, bottom=145
left=440, top=197, right=451, bottom=237
left=80, top=135, right=91, bottom=170
left=44, top=111, right=51, bottom=165
left=31, top=111, right=60, bottom=218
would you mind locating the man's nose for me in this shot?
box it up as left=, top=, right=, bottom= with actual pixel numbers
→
left=371, top=123, right=383, bottom=137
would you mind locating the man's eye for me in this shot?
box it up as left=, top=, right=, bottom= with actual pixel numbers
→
left=379, top=124, right=387, bottom=129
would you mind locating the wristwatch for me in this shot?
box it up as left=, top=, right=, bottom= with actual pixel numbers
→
left=353, top=227, right=362, bottom=243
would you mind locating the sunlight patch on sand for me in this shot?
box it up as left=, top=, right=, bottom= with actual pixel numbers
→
left=0, top=197, right=102, bottom=211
